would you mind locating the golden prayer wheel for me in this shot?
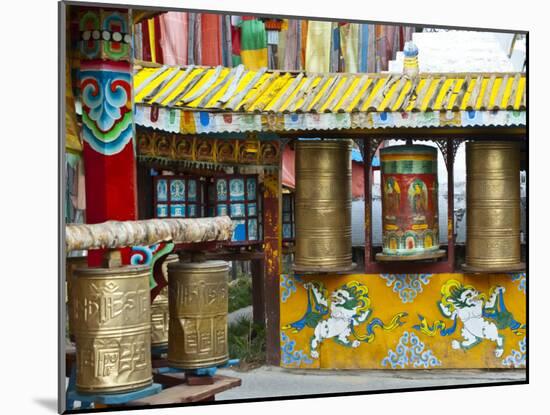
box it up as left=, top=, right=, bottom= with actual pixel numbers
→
left=167, top=260, right=229, bottom=369
left=150, top=254, right=179, bottom=348
left=72, top=265, right=153, bottom=394
left=294, top=140, right=353, bottom=272
left=464, top=141, right=524, bottom=271
left=377, top=144, right=444, bottom=261
left=66, top=256, right=88, bottom=341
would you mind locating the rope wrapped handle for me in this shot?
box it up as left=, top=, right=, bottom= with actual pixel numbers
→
left=66, top=216, right=234, bottom=252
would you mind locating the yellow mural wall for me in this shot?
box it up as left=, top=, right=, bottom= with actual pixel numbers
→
left=280, top=273, right=526, bottom=369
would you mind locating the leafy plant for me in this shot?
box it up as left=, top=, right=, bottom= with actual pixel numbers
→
left=228, top=274, right=253, bottom=313
left=228, top=316, right=266, bottom=370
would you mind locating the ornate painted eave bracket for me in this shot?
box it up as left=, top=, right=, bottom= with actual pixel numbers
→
left=66, top=216, right=234, bottom=252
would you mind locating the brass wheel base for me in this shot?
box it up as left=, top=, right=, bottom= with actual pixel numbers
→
left=461, top=263, right=526, bottom=274
left=293, top=263, right=357, bottom=274
left=375, top=249, right=446, bottom=262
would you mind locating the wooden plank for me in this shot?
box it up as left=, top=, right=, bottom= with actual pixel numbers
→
left=506, top=73, right=521, bottom=110
left=479, top=74, right=496, bottom=110
left=224, top=67, right=267, bottom=110
left=167, top=70, right=207, bottom=107
left=311, top=75, right=341, bottom=113
left=217, top=64, right=246, bottom=103
left=452, top=75, right=470, bottom=111
left=397, top=77, right=418, bottom=111
left=283, top=75, right=315, bottom=113
left=424, top=76, right=444, bottom=111
left=154, top=66, right=194, bottom=105
left=135, top=66, right=170, bottom=97
left=238, top=71, right=278, bottom=111
left=196, top=67, right=237, bottom=108
left=338, top=76, right=368, bottom=113
left=493, top=75, right=508, bottom=110
left=127, top=375, right=242, bottom=405
left=439, top=78, right=456, bottom=110
left=412, top=76, right=432, bottom=112
left=269, top=73, right=304, bottom=113
left=324, top=75, right=355, bottom=113
left=367, top=75, right=395, bottom=112
left=299, top=74, right=330, bottom=113
left=251, top=74, right=292, bottom=113
left=182, top=66, right=224, bottom=104
left=382, top=77, right=406, bottom=112
left=466, top=75, right=484, bottom=111
left=142, top=68, right=181, bottom=103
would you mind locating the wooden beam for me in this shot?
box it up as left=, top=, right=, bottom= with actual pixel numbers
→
left=262, top=168, right=282, bottom=366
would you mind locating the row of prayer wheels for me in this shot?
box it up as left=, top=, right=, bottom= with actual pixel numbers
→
left=294, top=139, right=523, bottom=272
left=68, top=255, right=230, bottom=393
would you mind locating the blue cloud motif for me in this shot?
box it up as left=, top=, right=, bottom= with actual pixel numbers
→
left=379, top=274, right=432, bottom=303
left=382, top=331, right=441, bottom=369
left=509, top=272, right=526, bottom=294
left=81, top=70, right=131, bottom=132
left=280, top=274, right=303, bottom=303
left=281, top=332, right=313, bottom=367
left=502, top=336, right=526, bottom=368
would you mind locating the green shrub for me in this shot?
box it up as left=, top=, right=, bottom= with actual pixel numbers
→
left=228, top=316, right=266, bottom=370
left=228, top=275, right=252, bottom=313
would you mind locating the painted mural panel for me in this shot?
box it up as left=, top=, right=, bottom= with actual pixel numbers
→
left=280, top=273, right=526, bottom=369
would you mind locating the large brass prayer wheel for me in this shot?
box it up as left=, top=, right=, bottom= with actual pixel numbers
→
left=150, top=254, right=179, bottom=347
left=465, top=141, right=523, bottom=271
left=294, top=140, right=353, bottom=272
left=377, top=145, right=444, bottom=261
left=72, top=265, right=153, bottom=394
left=167, top=260, right=229, bottom=369
left=66, top=256, right=87, bottom=341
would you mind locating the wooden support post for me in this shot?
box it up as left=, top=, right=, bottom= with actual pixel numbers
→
left=76, top=7, right=137, bottom=266
left=251, top=257, right=266, bottom=326
left=446, top=139, right=456, bottom=270
left=364, top=139, right=374, bottom=271
left=262, top=169, right=282, bottom=366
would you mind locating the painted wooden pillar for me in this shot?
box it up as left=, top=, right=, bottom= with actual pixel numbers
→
left=77, top=8, right=137, bottom=266
left=263, top=168, right=282, bottom=366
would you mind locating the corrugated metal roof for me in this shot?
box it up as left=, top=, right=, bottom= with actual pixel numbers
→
left=134, top=65, right=526, bottom=114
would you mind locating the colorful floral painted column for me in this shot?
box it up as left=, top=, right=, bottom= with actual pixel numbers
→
left=78, top=8, right=137, bottom=266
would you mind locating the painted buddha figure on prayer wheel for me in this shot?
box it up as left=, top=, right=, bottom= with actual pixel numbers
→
left=377, top=144, right=444, bottom=260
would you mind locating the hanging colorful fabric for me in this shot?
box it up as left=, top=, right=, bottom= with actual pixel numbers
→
left=231, top=24, right=242, bottom=66
left=340, top=23, right=360, bottom=73
left=159, top=12, right=188, bottom=65
left=141, top=20, right=152, bottom=62
left=305, top=21, right=332, bottom=73
left=201, top=13, right=223, bottom=66
left=240, top=19, right=268, bottom=70
left=358, top=24, right=369, bottom=72
left=329, top=22, right=340, bottom=72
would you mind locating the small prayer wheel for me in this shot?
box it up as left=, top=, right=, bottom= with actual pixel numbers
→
left=464, top=141, right=523, bottom=271
left=167, top=260, right=229, bottom=369
left=72, top=265, right=152, bottom=393
left=377, top=144, right=444, bottom=260
left=294, top=140, right=353, bottom=272
left=150, top=254, right=179, bottom=348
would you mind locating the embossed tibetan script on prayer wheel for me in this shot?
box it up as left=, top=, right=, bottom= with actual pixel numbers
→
left=294, top=140, right=353, bottom=272
left=66, top=256, right=87, bottom=341
left=151, top=254, right=179, bottom=348
left=464, top=141, right=524, bottom=271
left=167, top=260, right=229, bottom=369
left=376, top=145, right=444, bottom=261
left=72, top=265, right=152, bottom=393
